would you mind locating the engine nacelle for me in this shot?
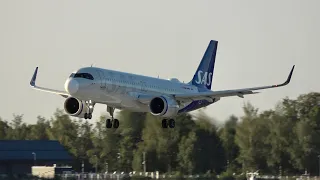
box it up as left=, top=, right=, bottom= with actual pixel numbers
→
left=149, top=96, right=179, bottom=118
left=64, top=97, right=89, bottom=118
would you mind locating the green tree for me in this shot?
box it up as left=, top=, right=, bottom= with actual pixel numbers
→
left=117, top=111, right=146, bottom=172
left=265, top=108, right=295, bottom=174
left=140, top=113, right=180, bottom=173
left=2, top=91, right=319, bottom=175
left=28, top=116, right=51, bottom=140
left=73, top=119, right=94, bottom=171
left=235, top=103, right=270, bottom=172
left=177, top=130, right=197, bottom=174
left=193, top=113, right=225, bottom=174
left=219, top=115, right=239, bottom=172
left=286, top=93, right=320, bottom=174
left=47, top=109, right=79, bottom=169
left=0, top=118, right=10, bottom=139
left=7, top=114, right=31, bottom=140
left=88, top=115, right=120, bottom=172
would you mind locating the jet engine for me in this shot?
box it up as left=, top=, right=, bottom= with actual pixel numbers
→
left=149, top=96, right=179, bottom=118
left=64, top=97, right=89, bottom=118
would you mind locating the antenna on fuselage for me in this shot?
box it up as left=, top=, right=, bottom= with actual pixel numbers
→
left=91, top=64, right=94, bottom=67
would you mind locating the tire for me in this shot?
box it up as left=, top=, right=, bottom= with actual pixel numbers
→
left=162, top=119, right=168, bottom=128
left=106, top=119, right=112, bottom=128
left=169, top=119, right=175, bottom=128
left=113, top=119, right=119, bottom=128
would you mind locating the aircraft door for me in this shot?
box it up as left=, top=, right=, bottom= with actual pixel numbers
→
left=96, top=70, right=106, bottom=89
left=140, top=81, right=147, bottom=92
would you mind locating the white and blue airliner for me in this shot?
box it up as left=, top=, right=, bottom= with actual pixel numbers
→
left=30, top=40, right=295, bottom=129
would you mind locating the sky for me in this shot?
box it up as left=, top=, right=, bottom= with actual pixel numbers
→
left=0, top=0, right=319, bottom=124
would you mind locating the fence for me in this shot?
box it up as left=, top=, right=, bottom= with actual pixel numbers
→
left=61, top=172, right=218, bottom=180
left=60, top=174, right=320, bottom=180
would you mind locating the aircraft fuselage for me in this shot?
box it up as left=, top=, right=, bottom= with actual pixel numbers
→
left=65, top=67, right=214, bottom=113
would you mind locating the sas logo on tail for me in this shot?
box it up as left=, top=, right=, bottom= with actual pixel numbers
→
left=195, top=71, right=213, bottom=86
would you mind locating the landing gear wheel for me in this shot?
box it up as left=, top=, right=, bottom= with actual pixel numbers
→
left=106, top=106, right=119, bottom=129
left=106, top=119, right=112, bottom=128
left=113, top=119, right=119, bottom=128
left=168, top=119, right=175, bottom=128
left=162, top=119, right=168, bottom=128
left=84, top=113, right=92, bottom=120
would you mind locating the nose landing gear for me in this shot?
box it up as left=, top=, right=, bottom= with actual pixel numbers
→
left=84, top=113, right=92, bottom=119
left=84, top=100, right=94, bottom=119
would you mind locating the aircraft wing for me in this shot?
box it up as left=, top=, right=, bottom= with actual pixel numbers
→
left=29, top=67, right=69, bottom=98
left=172, top=65, right=295, bottom=101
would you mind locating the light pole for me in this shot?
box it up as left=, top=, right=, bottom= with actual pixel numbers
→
left=279, top=165, right=282, bottom=177
left=32, top=152, right=36, bottom=166
left=142, top=152, right=146, bottom=173
left=105, top=162, right=108, bottom=173
left=81, top=160, right=84, bottom=173
left=117, top=152, right=120, bottom=171
left=94, top=155, right=98, bottom=173
left=318, top=155, right=320, bottom=176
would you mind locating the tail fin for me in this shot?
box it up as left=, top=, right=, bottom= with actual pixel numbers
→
left=190, top=40, right=218, bottom=90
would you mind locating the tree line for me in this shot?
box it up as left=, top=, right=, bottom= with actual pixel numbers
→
left=0, top=92, right=319, bottom=176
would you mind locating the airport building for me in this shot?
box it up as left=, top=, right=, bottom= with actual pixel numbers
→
left=0, top=140, right=73, bottom=175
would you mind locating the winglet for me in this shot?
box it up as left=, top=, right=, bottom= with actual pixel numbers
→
left=30, top=67, right=38, bottom=87
left=272, top=65, right=295, bottom=87
left=285, top=65, right=295, bottom=84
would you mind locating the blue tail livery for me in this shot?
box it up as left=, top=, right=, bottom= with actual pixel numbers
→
left=190, top=40, right=218, bottom=90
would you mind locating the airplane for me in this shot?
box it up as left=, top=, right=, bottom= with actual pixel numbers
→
left=30, top=40, right=295, bottom=129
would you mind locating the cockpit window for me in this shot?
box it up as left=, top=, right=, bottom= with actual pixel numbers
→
left=69, top=73, right=75, bottom=78
left=74, top=73, right=94, bottom=80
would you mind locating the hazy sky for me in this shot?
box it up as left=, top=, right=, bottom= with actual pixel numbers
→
left=1, top=0, right=319, bottom=124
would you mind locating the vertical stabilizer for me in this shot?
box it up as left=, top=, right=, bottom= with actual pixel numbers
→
left=190, top=40, right=218, bottom=90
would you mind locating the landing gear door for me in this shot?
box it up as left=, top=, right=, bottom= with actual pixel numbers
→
left=96, top=70, right=106, bottom=89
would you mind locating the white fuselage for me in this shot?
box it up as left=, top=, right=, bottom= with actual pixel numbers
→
left=64, top=67, right=211, bottom=114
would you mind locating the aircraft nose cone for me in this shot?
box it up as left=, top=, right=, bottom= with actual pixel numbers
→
left=65, top=79, right=79, bottom=94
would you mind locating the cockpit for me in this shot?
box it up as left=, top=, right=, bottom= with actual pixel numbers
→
left=69, top=73, right=94, bottom=80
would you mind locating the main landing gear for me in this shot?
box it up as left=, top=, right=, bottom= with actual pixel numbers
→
left=106, top=106, right=119, bottom=129
left=84, top=100, right=94, bottom=119
left=162, top=119, right=175, bottom=128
